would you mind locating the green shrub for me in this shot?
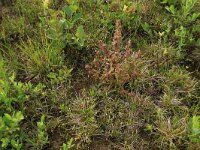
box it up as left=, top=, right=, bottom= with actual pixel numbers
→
left=28, top=115, right=48, bottom=149
left=0, top=57, right=46, bottom=149
left=60, top=138, right=74, bottom=150
left=189, top=116, right=200, bottom=143
left=0, top=111, right=24, bottom=150
left=159, top=0, right=199, bottom=59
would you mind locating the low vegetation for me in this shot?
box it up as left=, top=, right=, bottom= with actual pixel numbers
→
left=0, top=0, right=199, bottom=149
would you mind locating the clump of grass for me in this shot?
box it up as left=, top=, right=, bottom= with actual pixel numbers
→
left=0, top=16, right=26, bottom=40
left=17, top=37, right=64, bottom=80
left=67, top=90, right=98, bottom=148
left=83, top=19, right=198, bottom=149
left=14, top=0, right=43, bottom=23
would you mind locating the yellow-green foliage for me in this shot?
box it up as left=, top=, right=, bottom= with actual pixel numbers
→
left=0, top=0, right=199, bottom=149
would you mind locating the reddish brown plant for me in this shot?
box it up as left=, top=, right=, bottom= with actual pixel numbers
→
left=85, top=20, right=142, bottom=93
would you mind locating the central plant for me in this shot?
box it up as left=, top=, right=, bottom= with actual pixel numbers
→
left=85, top=20, right=143, bottom=94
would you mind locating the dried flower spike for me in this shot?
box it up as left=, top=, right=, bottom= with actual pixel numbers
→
left=112, top=20, right=122, bottom=52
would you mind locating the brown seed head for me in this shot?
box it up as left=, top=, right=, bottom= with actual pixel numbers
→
left=112, top=20, right=122, bottom=52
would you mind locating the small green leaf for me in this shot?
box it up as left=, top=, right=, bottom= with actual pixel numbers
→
left=11, top=139, right=22, bottom=150
left=69, top=5, right=78, bottom=13
left=1, top=138, right=9, bottom=148
left=73, top=13, right=81, bottom=22
left=191, top=13, right=200, bottom=21
left=47, top=72, right=57, bottom=79
left=63, top=143, right=67, bottom=150
left=189, top=116, right=200, bottom=143
left=63, top=5, right=78, bottom=17
left=76, top=26, right=85, bottom=39
left=142, top=22, right=150, bottom=32
left=75, top=25, right=86, bottom=46
left=4, top=113, right=12, bottom=123
left=63, top=6, right=73, bottom=16
left=165, top=5, right=176, bottom=14
left=15, top=111, right=24, bottom=122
